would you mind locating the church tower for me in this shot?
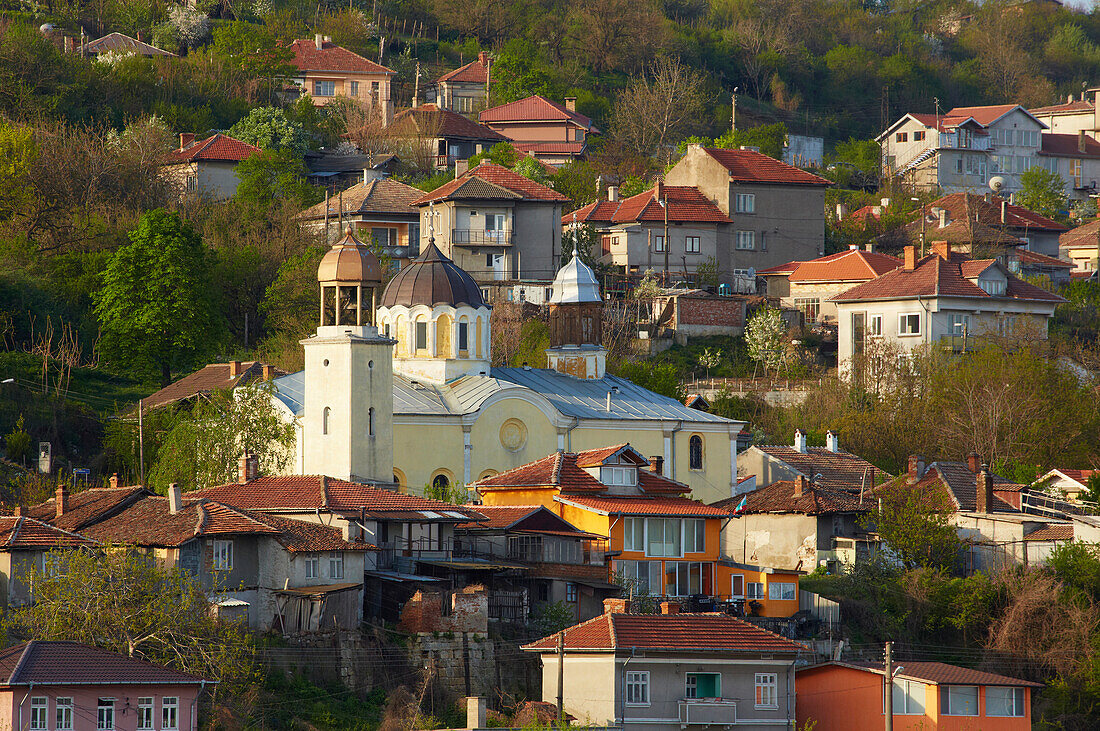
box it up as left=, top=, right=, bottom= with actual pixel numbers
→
left=302, top=227, right=395, bottom=483
left=546, top=255, right=605, bottom=379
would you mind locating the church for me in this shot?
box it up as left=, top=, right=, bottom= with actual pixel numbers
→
left=270, top=226, right=744, bottom=504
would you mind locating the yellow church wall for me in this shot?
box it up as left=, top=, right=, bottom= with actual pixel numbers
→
left=392, top=418, right=467, bottom=491
left=469, top=399, right=559, bottom=476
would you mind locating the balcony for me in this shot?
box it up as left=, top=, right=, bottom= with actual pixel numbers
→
left=452, top=229, right=512, bottom=247
left=678, top=699, right=737, bottom=725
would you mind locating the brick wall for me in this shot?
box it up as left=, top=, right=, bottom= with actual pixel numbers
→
left=398, top=585, right=489, bottom=634
left=672, top=296, right=745, bottom=336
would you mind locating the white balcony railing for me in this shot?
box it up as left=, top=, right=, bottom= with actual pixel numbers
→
left=678, top=699, right=737, bottom=725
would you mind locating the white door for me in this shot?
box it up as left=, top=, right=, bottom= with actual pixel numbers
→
left=487, top=214, right=505, bottom=244
left=491, top=254, right=505, bottom=280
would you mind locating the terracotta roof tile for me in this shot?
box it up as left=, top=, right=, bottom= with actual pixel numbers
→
left=289, top=39, right=393, bottom=75
left=140, top=362, right=285, bottom=410
left=1041, top=132, right=1100, bottom=159
left=802, top=660, right=1041, bottom=688
left=391, top=104, right=507, bottom=142
left=712, top=480, right=870, bottom=515
left=877, top=462, right=1023, bottom=513
left=896, top=194, right=1068, bottom=245
left=1048, top=468, right=1098, bottom=482
left=473, top=446, right=688, bottom=496
left=299, top=178, right=423, bottom=221
left=788, top=249, right=900, bottom=283
left=944, top=104, right=1030, bottom=127
left=557, top=494, right=729, bottom=516
left=512, top=142, right=587, bottom=155
left=748, top=446, right=886, bottom=491
left=523, top=613, right=804, bottom=653
left=0, top=517, right=95, bottom=549
left=414, top=162, right=568, bottom=204
left=1031, top=99, right=1095, bottom=115
left=566, top=186, right=730, bottom=226
left=166, top=134, right=261, bottom=164
left=255, top=513, right=379, bottom=552
left=756, top=261, right=804, bottom=276
left=436, top=56, right=489, bottom=84
left=26, top=486, right=149, bottom=532
left=701, top=148, right=832, bottom=186
left=1060, top=219, right=1100, bottom=249
left=480, top=95, right=598, bottom=133
left=81, top=496, right=280, bottom=547
left=0, top=641, right=206, bottom=686
left=1025, top=524, right=1075, bottom=541
left=81, top=32, right=175, bottom=57
left=1015, top=247, right=1074, bottom=268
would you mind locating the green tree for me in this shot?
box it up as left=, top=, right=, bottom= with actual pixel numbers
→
left=613, top=360, right=685, bottom=401
left=229, top=107, right=308, bottom=154
left=866, top=481, right=961, bottom=571
left=1017, top=167, right=1068, bottom=222
left=513, top=155, right=550, bottom=185
left=210, top=22, right=295, bottom=82
left=234, top=149, right=320, bottom=209
left=713, top=123, right=788, bottom=160
left=744, top=307, right=787, bottom=375
left=560, top=224, right=600, bottom=268
left=0, top=121, right=37, bottom=221
left=94, top=210, right=221, bottom=386
left=4, top=546, right=256, bottom=697
left=490, top=39, right=559, bottom=103
left=3, top=414, right=32, bottom=464
left=469, top=141, right=520, bottom=168
left=1086, top=473, right=1100, bottom=505
left=147, top=383, right=296, bottom=492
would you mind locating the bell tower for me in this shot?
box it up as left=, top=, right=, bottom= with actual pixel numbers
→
left=546, top=255, right=606, bottom=379
left=302, top=227, right=396, bottom=483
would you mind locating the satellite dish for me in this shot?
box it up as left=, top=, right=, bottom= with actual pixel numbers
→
left=989, top=176, right=1006, bottom=192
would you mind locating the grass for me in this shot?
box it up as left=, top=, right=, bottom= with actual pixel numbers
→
left=0, top=351, right=148, bottom=418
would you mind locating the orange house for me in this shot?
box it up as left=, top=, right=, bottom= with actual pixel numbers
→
left=473, top=444, right=798, bottom=615
left=289, top=35, right=395, bottom=123
left=797, top=661, right=1041, bottom=731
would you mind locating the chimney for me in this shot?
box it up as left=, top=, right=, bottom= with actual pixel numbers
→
left=478, top=51, right=488, bottom=66
left=179, top=132, right=194, bottom=149
left=649, top=455, right=664, bottom=475
left=932, top=241, right=951, bottom=260
left=324, top=35, right=331, bottom=43
left=880, top=197, right=890, bottom=208
left=608, top=186, right=619, bottom=202
left=466, top=697, right=486, bottom=730
left=247, top=454, right=259, bottom=481
left=794, top=475, right=808, bottom=499
left=903, top=245, right=917, bottom=271
left=262, top=364, right=274, bottom=380
left=238, top=455, right=252, bottom=484
left=826, top=430, right=839, bottom=453
left=1001, top=199, right=1007, bottom=224
left=1069, top=93, right=1075, bottom=103
left=976, top=465, right=993, bottom=514
left=655, top=178, right=664, bottom=202
left=64, top=35, right=74, bottom=53
left=109, top=473, right=118, bottom=489
left=966, top=451, right=980, bottom=473
left=564, top=97, right=577, bottom=112
left=455, top=159, right=469, bottom=178
left=660, top=601, right=681, bottom=615
left=136, top=29, right=144, bottom=42
left=872, top=205, right=883, bottom=216
left=835, top=203, right=847, bottom=221
left=849, top=244, right=860, bottom=251
left=603, top=597, right=630, bottom=614
left=908, top=455, right=926, bottom=481
left=13, top=506, right=21, bottom=517
left=314, top=33, right=324, bottom=50
left=55, top=485, right=68, bottom=519
left=168, top=483, right=181, bottom=514
left=793, top=429, right=807, bottom=454
left=229, top=360, right=241, bottom=378
left=1079, top=130, right=1088, bottom=154
left=938, top=208, right=948, bottom=228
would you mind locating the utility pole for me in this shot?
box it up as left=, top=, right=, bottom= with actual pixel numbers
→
left=884, top=641, right=893, bottom=731
left=661, top=184, right=670, bottom=284
left=731, top=88, right=738, bottom=132
left=556, top=630, right=565, bottom=723
left=138, top=398, right=145, bottom=486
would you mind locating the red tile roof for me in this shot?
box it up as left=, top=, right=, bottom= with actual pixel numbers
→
left=788, top=249, right=900, bottom=283
left=557, top=494, right=728, bottom=517
left=748, top=446, right=886, bottom=491
left=877, top=462, right=1023, bottom=513
left=140, top=361, right=284, bottom=410
left=701, top=148, right=832, bottom=186
left=756, top=261, right=804, bottom=276
left=712, top=480, right=870, bottom=516
left=1060, top=219, right=1100, bottom=249
left=436, top=55, right=489, bottom=84
left=1024, top=524, right=1074, bottom=542
left=800, top=660, right=1041, bottom=688
left=413, top=162, right=569, bottom=204
left=454, top=505, right=543, bottom=530
left=523, top=612, right=804, bottom=653
left=288, top=39, right=394, bottom=75
left=1040, top=132, right=1100, bottom=158
left=0, top=641, right=205, bottom=686
left=1015, top=247, right=1074, bottom=268
left=473, top=446, right=689, bottom=496
left=186, top=476, right=483, bottom=519
left=256, top=513, right=379, bottom=552
left=894, top=194, right=1067, bottom=248
left=512, top=142, right=587, bottom=155
left=166, top=134, right=261, bottom=164
left=566, top=186, right=730, bottom=226
left=1031, top=99, right=1095, bottom=115
left=945, top=104, right=1032, bottom=127
left=479, top=95, right=598, bottom=133
left=1048, top=468, right=1098, bottom=483
left=80, top=496, right=281, bottom=547
left=26, top=486, right=149, bottom=532
left=391, top=104, right=507, bottom=142
left=0, top=517, right=95, bottom=549
left=831, top=253, right=1064, bottom=303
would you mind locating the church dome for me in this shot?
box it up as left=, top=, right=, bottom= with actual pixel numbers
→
left=549, top=254, right=601, bottom=304
left=379, top=242, right=485, bottom=308
left=317, top=226, right=382, bottom=283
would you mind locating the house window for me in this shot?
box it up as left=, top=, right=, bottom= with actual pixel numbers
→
left=686, top=519, right=705, bottom=553
left=1072, top=158, right=1083, bottom=186
left=330, top=553, right=345, bottom=580
left=1018, top=129, right=1039, bottom=147
left=30, top=697, right=46, bottom=729
left=736, top=231, right=755, bottom=250
left=313, top=80, right=336, bottom=97
left=686, top=236, right=701, bottom=254
left=949, top=313, right=971, bottom=335
left=415, top=321, right=428, bottom=350
left=794, top=298, right=820, bottom=322
left=986, top=686, right=1025, bottom=717
left=686, top=672, right=721, bottom=699
left=898, top=313, right=921, bottom=335
left=746, top=582, right=765, bottom=599
left=645, top=518, right=683, bottom=558
left=213, top=540, right=233, bottom=571
left=137, top=698, right=154, bottom=729
left=371, top=81, right=380, bottom=95
left=615, top=559, right=663, bottom=594
left=458, top=322, right=469, bottom=352
left=56, top=698, right=74, bottom=730
left=654, top=235, right=666, bottom=252
left=890, top=679, right=926, bottom=715
left=185, top=175, right=198, bottom=192
left=914, top=130, right=925, bottom=142
left=689, top=435, right=703, bottom=470
left=768, top=582, right=796, bottom=600
left=97, top=699, right=115, bottom=730
left=666, top=561, right=705, bottom=595
left=601, top=466, right=637, bottom=486
left=979, top=278, right=1006, bottom=296
left=941, top=685, right=978, bottom=716
left=955, top=157, right=963, bottom=174
left=322, top=407, right=331, bottom=435
left=623, top=517, right=644, bottom=552
left=896, top=132, right=908, bottom=143
left=626, top=671, right=650, bottom=705
left=566, top=582, right=578, bottom=602
left=730, top=574, right=744, bottom=597
left=735, top=193, right=755, bottom=213
left=349, top=81, right=359, bottom=97
left=868, top=314, right=883, bottom=336
left=162, top=697, right=179, bottom=730
left=305, top=555, right=319, bottom=579
left=755, top=673, right=778, bottom=709
left=759, top=230, right=767, bottom=251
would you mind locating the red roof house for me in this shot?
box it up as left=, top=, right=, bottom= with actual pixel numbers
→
left=426, top=51, right=491, bottom=117
left=288, top=35, right=395, bottom=121
left=479, top=95, right=599, bottom=164
left=164, top=132, right=261, bottom=201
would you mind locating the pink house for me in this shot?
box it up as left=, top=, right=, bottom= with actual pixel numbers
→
left=0, top=641, right=208, bottom=731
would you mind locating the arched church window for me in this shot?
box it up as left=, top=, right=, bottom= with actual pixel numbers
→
left=368, top=407, right=375, bottom=437
left=322, top=407, right=331, bottom=435
left=689, top=435, right=704, bottom=470
left=432, top=473, right=450, bottom=491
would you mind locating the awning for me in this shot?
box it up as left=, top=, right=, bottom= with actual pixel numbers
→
left=273, top=582, right=362, bottom=597
left=572, top=578, right=620, bottom=591
left=512, top=528, right=605, bottom=540
left=417, top=558, right=528, bottom=571
left=364, top=570, right=445, bottom=583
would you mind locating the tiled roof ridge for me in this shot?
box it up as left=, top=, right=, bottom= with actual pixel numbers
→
left=552, top=450, right=565, bottom=486
left=605, top=613, right=617, bottom=646
left=7, top=642, right=33, bottom=685
left=194, top=500, right=208, bottom=537
left=7, top=516, right=22, bottom=547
